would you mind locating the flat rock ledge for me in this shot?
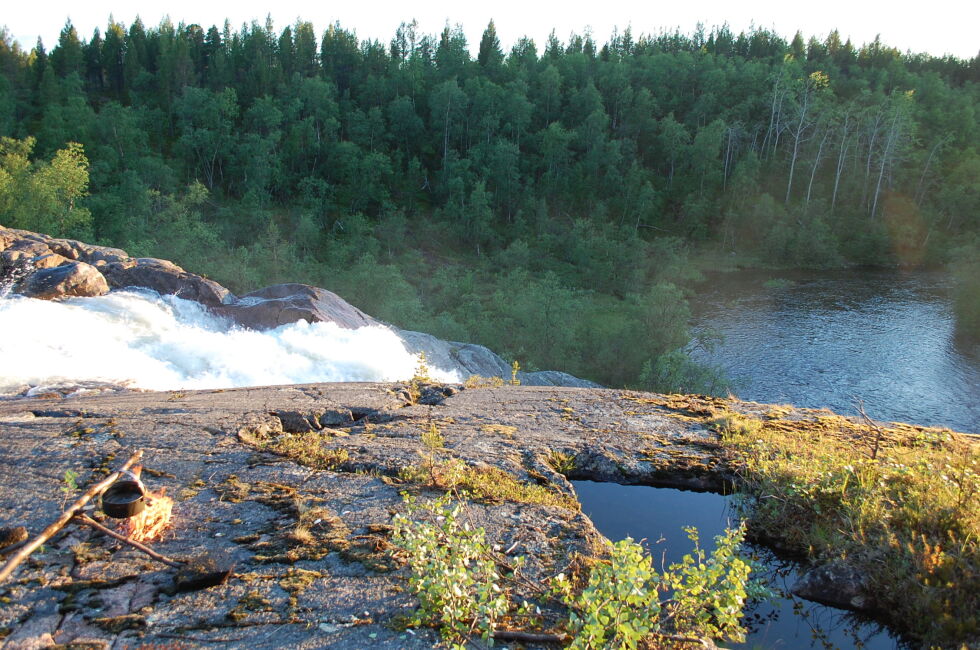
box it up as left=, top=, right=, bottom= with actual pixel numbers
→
left=0, top=383, right=740, bottom=649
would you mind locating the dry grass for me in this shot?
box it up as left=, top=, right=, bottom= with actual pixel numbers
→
left=463, top=375, right=505, bottom=389
left=400, top=458, right=579, bottom=510
left=638, top=394, right=979, bottom=646
left=262, top=432, right=351, bottom=470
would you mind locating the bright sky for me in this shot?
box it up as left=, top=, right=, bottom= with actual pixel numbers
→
left=4, top=0, right=977, bottom=60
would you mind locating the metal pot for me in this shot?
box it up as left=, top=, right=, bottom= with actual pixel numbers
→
left=101, top=473, right=146, bottom=519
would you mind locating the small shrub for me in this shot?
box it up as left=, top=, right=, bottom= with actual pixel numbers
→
left=550, top=524, right=765, bottom=649
left=546, top=450, right=577, bottom=475
left=464, top=375, right=505, bottom=389
left=421, top=421, right=444, bottom=449
left=407, top=352, right=434, bottom=404
left=391, top=493, right=509, bottom=647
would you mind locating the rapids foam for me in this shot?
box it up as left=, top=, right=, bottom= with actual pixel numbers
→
left=0, top=289, right=458, bottom=395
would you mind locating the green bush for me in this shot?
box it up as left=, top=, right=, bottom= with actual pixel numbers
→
left=551, top=526, right=765, bottom=649
left=391, top=493, right=509, bottom=648
left=392, top=493, right=768, bottom=648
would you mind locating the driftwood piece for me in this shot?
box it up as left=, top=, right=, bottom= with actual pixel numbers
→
left=0, top=449, right=144, bottom=583
left=73, top=513, right=182, bottom=568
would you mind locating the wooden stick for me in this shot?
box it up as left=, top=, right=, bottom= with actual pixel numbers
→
left=492, top=629, right=568, bottom=644
left=0, top=540, right=28, bottom=559
left=0, top=449, right=144, bottom=583
left=73, top=513, right=182, bottom=568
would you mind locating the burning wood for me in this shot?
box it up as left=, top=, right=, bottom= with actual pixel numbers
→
left=116, top=488, right=174, bottom=543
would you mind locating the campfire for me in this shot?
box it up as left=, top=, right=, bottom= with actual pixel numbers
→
left=1, top=450, right=232, bottom=591
left=117, top=487, right=174, bottom=543
left=101, top=465, right=175, bottom=543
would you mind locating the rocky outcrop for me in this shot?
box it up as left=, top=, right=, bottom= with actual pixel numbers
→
left=0, top=385, right=939, bottom=648
left=0, top=383, right=627, bottom=649
left=16, top=260, right=109, bottom=299
left=0, top=225, right=596, bottom=386
left=0, top=227, right=221, bottom=305
left=214, top=283, right=380, bottom=330
left=101, top=257, right=232, bottom=307
left=398, top=330, right=601, bottom=388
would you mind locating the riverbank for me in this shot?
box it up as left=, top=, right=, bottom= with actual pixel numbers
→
left=0, top=384, right=975, bottom=647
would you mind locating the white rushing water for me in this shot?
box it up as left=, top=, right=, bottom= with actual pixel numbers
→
left=0, top=289, right=458, bottom=395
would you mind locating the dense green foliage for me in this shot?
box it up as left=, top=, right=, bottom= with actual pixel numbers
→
left=1, top=19, right=977, bottom=383
left=392, top=491, right=766, bottom=648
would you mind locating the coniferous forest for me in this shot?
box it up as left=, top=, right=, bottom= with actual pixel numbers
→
left=1, top=18, right=978, bottom=388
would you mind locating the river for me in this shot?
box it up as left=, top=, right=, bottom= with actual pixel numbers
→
left=689, top=269, right=980, bottom=433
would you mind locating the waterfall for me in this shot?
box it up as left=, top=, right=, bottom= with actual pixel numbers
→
left=0, top=288, right=458, bottom=396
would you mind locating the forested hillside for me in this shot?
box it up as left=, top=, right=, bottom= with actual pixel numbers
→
left=1, top=18, right=977, bottom=387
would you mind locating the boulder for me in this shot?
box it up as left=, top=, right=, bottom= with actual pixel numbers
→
left=215, top=283, right=378, bottom=330
left=101, top=258, right=233, bottom=307
left=30, top=253, right=73, bottom=269
left=792, top=560, right=871, bottom=611
left=48, top=238, right=128, bottom=266
left=16, top=260, right=109, bottom=299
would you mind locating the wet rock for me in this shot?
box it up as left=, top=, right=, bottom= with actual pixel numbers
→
left=17, top=261, right=109, bottom=299
left=28, top=253, right=72, bottom=270
left=397, top=329, right=601, bottom=388
left=215, top=283, right=378, bottom=330
left=101, top=257, right=232, bottom=307
left=792, top=560, right=871, bottom=611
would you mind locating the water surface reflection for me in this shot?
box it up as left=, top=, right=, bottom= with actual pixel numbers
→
left=573, top=481, right=899, bottom=649
left=690, top=269, right=980, bottom=433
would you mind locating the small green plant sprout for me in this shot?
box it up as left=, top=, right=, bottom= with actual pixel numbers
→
left=60, top=468, right=79, bottom=507
left=421, top=420, right=445, bottom=450
left=391, top=493, right=509, bottom=648
left=407, top=352, right=434, bottom=404
left=510, top=360, right=521, bottom=386
left=62, top=469, right=79, bottom=494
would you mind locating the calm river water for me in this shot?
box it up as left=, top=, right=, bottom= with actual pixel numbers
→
left=689, top=269, right=980, bottom=433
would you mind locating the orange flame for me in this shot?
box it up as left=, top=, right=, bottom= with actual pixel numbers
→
left=117, top=488, right=175, bottom=543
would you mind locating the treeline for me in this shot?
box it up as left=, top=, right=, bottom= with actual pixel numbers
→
left=0, top=18, right=977, bottom=385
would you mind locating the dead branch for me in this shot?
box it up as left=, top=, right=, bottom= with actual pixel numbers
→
left=856, top=400, right=886, bottom=460
left=492, top=629, right=568, bottom=643
left=73, top=513, right=182, bottom=568
left=0, top=449, right=144, bottom=583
